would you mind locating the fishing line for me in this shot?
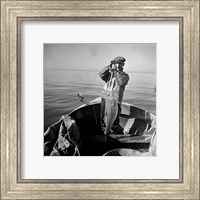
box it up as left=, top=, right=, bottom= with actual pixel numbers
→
left=77, top=70, right=100, bottom=126
left=90, top=71, right=101, bottom=126
left=92, top=104, right=98, bottom=125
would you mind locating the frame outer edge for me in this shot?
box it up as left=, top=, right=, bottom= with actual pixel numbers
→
left=1, top=1, right=11, bottom=198
left=191, top=1, right=199, bottom=199
left=0, top=0, right=199, bottom=199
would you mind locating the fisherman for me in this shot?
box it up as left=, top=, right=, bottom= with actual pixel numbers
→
left=99, top=56, right=129, bottom=134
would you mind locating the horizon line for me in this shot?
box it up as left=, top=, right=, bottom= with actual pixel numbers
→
left=45, top=68, right=156, bottom=73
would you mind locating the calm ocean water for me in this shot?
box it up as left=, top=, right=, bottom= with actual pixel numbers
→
left=44, top=68, right=156, bottom=131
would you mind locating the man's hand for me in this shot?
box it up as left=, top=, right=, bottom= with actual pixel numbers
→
left=109, top=64, right=116, bottom=72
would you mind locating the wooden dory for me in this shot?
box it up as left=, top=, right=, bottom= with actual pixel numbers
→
left=44, top=97, right=156, bottom=156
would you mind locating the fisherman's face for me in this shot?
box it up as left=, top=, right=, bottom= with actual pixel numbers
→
left=116, top=62, right=125, bottom=71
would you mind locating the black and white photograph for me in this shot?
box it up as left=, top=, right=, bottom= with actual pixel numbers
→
left=44, top=43, right=156, bottom=156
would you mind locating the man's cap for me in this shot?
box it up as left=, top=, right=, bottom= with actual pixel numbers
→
left=112, top=56, right=126, bottom=63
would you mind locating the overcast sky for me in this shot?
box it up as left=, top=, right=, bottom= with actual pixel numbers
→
left=44, top=43, right=156, bottom=72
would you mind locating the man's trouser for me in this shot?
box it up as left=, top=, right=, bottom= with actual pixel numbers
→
left=100, top=97, right=121, bottom=131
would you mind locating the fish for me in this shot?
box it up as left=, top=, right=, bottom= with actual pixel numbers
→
left=103, top=71, right=119, bottom=135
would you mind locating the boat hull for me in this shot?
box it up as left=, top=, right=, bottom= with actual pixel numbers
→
left=44, top=97, right=156, bottom=156
left=68, top=97, right=156, bottom=156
